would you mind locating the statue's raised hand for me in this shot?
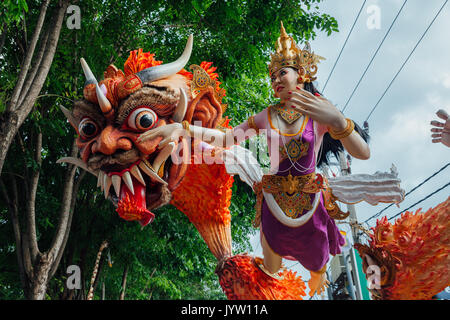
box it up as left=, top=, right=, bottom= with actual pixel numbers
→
left=430, top=109, right=450, bottom=148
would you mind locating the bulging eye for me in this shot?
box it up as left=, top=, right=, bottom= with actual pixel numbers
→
left=128, top=107, right=157, bottom=131
left=78, top=118, right=99, bottom=139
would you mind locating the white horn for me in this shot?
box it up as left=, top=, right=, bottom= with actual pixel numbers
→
left=136, top=35, right=193, bottom=83
left=95, top=83, right=112, bottom=115
left=80, top=58, right=98, bottom=85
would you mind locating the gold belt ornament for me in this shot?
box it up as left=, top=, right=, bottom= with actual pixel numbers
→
left=252, top=173, right=349, bottom=227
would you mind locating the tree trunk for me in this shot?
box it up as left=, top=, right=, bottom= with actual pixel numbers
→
left=119, top=265, right=129, bottom=300
left=0, top=0, right=69, bottom=175
left=28, top=252, right=53, bottom=300
left=1, top=127, right=79, bottom=299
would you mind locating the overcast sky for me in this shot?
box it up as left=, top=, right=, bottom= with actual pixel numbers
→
left=312, top=0, right=449, bottom=224
left=249, top=0, right=450, bottom=296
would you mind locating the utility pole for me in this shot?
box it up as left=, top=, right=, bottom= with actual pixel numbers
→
left=337, top=151, right=364, bottom=300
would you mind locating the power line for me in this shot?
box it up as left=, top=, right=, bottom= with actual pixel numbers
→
left=365, top=0, right=448, bottom=121
left=388, top=181, right=450, bottom=222
left=322, top=0, right=367, bottom=94
left=341, top=0, right=408, bottom=113
left=363, top=162, right=450, bottom=224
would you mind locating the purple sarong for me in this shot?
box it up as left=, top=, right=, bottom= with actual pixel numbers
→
left=261, top=118, right=345, bottom=272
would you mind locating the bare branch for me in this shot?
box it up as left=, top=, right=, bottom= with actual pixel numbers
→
left=87, top=241, right=109, bottom=300
left=48, top=150, right=77, bottom=259
left=17, top=1, right=68, bottom=116
left=7, top=0, right=50, bottom=112
left=17, top=27, right=50, bottom=107
left=26, top=131, right=42, bottom=261
left=119, top=264, right=129, bottom=300
left=0, top=0, right=69, bottom=176
left=49, top=166, right=86, bottom=279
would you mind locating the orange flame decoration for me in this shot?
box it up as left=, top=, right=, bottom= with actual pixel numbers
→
left=359, top=197, right=450, bottom=300
left=171, top=160, right=234, bottom=260
left=124, top=49, right=163, bottom=75
left=216, top=254, right=306, bottom=300
left=171, top=157, right=307, bottom=300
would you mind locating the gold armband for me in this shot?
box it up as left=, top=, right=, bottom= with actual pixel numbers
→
left=328, top=118, right=354, bottom=140
left=248, top=115, right=260, bottom=135
left=182, top=120, right=191, bottom=136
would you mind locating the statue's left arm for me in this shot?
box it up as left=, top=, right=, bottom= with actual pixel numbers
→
left=284, top=88, right=370, bottom=160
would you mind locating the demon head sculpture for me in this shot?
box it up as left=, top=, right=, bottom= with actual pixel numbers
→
left=59, top=35, right=228, bottom=226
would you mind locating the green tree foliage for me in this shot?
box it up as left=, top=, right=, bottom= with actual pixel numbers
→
left=0, top=0, right=338, bottom=299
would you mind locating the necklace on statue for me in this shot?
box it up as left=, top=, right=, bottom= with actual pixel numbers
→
left=275, top=103, right=304, bottom=124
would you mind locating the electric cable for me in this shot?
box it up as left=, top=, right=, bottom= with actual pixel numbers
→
left=363, top=162, right=450, bottom=224
left=342, top=0, right=408, bottom=113
left=388, top=181, right=450, bottom=222
left=365, top=0, right=448, bottom=121
left=322, top=0, right=367, bottom=93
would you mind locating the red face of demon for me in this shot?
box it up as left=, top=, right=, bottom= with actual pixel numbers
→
left=59, top=36, right=227, bottom=226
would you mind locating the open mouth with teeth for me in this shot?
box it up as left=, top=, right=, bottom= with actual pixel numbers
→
left=96, top=151, right=174, bottom=227
left=58, top=140, right=180, bottom=227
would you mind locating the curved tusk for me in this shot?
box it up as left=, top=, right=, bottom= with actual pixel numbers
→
left=138, top=161, right=167, bottom=185
left=95, top=83, right=112, bottom=115
left=153, top=142, right=177, bottom=175
left=172, top=88, right=187, bottom=123
left=80, top=58, right=98, bottom=85
left=56, top=157, right=98, bottom=176
left=60, top=106, right=78, bottom=128
left=136, top=34, right=193, bottom=84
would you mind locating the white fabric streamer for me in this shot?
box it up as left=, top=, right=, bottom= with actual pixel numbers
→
left=222, top=145, right=406, bottom=226
left=327, top=164, right=405, bottom=206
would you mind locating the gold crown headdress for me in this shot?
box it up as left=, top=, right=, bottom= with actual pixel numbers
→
left=268, top=21, right=325, bottom=83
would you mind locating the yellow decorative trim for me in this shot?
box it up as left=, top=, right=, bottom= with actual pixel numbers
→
left=253, top=181, right=263, bottom=228
left=268, top=106, right=309, bottom=137
left=189, top=64, right=216, bottom=99
left=157, top=160, right=165, bottom=178
left=262, top=172, right=316, bottom=194
left=182, top=120, right=190, bottom=136
left=328, top=118, right=354, bottom=140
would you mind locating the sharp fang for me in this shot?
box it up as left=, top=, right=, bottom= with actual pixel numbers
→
left=104, top=174, right=112, bottom=199
left=112, top=175, right=121, bottom=197
left=172, top=88, right=187, bottom=123
left=153, top=142, right=176, bottom=175
left=122, top=171, right=134, bottom=195
left=138, top=161, right=167, bottom=185
left=130, top=165, right=146, bottom=186
left=97, top=171, right=104, bottom=190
